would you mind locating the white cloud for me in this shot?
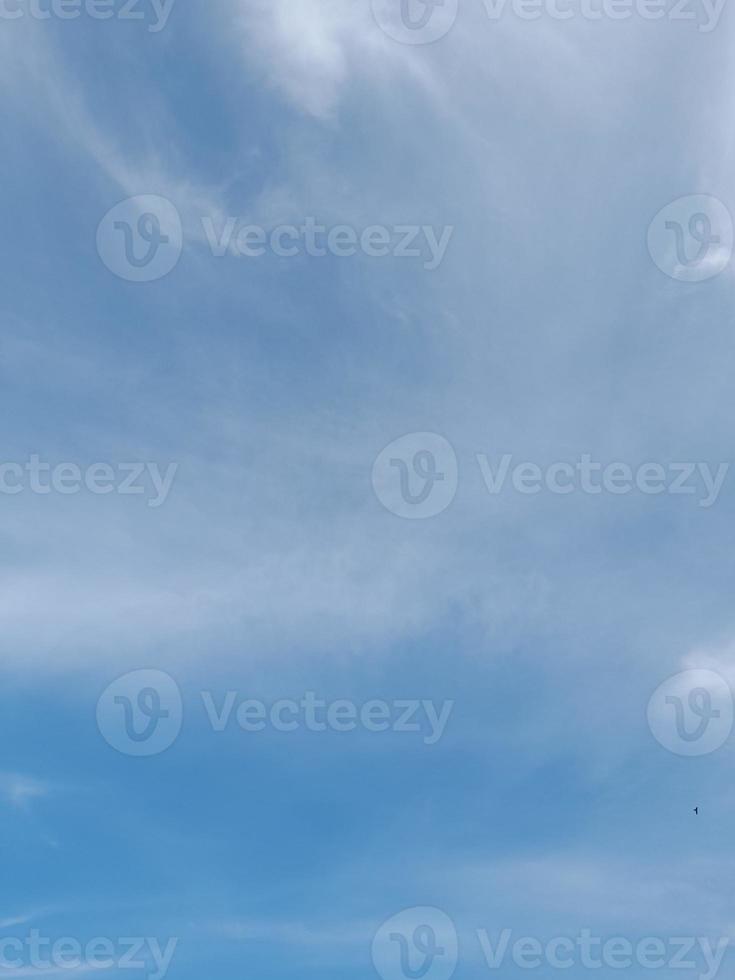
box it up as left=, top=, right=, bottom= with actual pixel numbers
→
left=237, top=0, right=355, bottom=119
left=0, top=773, right=53, bottom=809
left=230, top=0, right=445, bottom=120
left=0, top=914, right=36, bottom=929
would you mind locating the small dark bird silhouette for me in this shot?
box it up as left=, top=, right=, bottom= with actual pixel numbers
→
left=694, top=807, right=699, bottom=815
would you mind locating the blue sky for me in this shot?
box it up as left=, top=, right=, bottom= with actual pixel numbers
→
left=2, top=1, right=735, bottom=979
